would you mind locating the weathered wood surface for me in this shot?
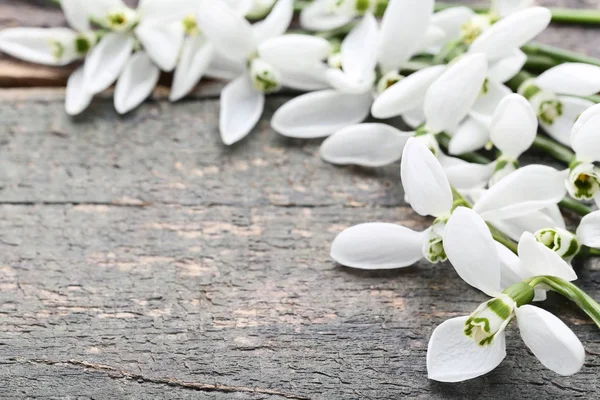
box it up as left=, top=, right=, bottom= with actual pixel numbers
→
left=1, top=1, right=600, bottom=399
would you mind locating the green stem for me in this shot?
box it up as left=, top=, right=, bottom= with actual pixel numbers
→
left=587, top=247, right=600, bottom=257
left=527, top=276, right=600, bottom=329
left=559, top=198, right=593, bottom=216
left=532, top=135, right=575, bottom=165
left=524, top=55, right=561, bottom=74
left=506, top=70, right=534, bottom=92
left=523, top=42, right=600, bottom=68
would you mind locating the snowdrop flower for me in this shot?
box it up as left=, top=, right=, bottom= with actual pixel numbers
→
left=273, top=0, right=435, bottom=139
left=535, top=211, right=600, bottom=261
left=427, top=207, right=582, bottom=382
left=321, top=52, right=487, bottom=167
left=518, top=63, right=600, bottom=146
left=299, top=0, right=381, bottom=31
left=195, top=0, right=330, bottom=145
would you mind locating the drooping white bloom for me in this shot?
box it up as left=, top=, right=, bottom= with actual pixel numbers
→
left=427, top=207, right=582, bottom=382
left=273, top=0, right=435, bottom=139
left=196, top=0, right=330, bottom=145
left=518, top=63, right=600, bottom=146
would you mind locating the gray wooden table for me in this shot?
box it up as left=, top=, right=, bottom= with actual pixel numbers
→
left=1, top=1, right=599, bottom=398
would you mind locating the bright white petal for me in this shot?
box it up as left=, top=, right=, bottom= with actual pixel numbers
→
left=442, top=157, right=496, bottom=190
left=258, top=34, right=331, bottom=68
left=535, top=63, right=600, bottom=97
left=419, top=25, right=446, bottom=53
left=279, top=65, right=330, bottom=91
left=170, top=37, right=213, bottom=102
left=60, top=0, right=91, bottom=32
left=469, top=7, right=551, bottom=61
left=516, top=305, right=585, bottom=376
left=401, top=138, right=453, bottom=217
left=86, top=0, right=127, bottom=20
left=253, top=0, right=294, bottom=43
left=135, top=20, right=185, bottom=72
left=448, top=117, right=490, bottom=155
left=403, top=106, right=426, bottom=128
left=219, top=75, right=265, bottom=145
left=371, top=65, right=446, bottom=119
left=196, top=0, right=256, bottom=61
left=518, top=232, right=577, bottom=281
left=272, top=90, right=373, bottom=138
left=570, top=102, right=600, bottom=163
left=576, top=211, right=600, bottom=248
left=299, top=0, right=354, bottom=31
left=325, top=68, right=375, bottom=94
left=487, top=49, right=527, bottom=83
left=490, top=94, right=537, bottom=158
left=496, top=242, right=526, bottom=290
left=469, top=81, right=512, bottom=127
left=205, top=50, right=246, bottom=80
left=540, top=96, right=594, bottom=147
left=424, top=53, right=488, bottom=133
left=341, top=13, right=379, bottom=84
left=492, top=209, right=566, bottom=242
left=430, top=6, right=474, bottom=48
left=114, top=51, right=160, bottom=114
left=0, top=27, right=79, bottom=66
left=445, top=207, right=502, bottom=296
left=65, top=67, right=93, bottom=116
left=83, top=33, right=134, bottom=94
left=137, top=0, right=198, bottom=22
left=320, top=124, right=412, bottom=167
left=473, top=165, right=567, bottom=221
left=331, top=223, right=426, bottom=269
left=492, top=0, right=535, bottom=17
left=377, top=0, right=434, bottom=73
left=427, top=316, right=506, bottom=382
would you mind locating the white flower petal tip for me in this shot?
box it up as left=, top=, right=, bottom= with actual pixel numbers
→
left=448, top=117, right=490, bottom=155
left=577, top=211, right=600, bottom=248
left=371, top=65, right=446, bottom=119
left=340, top=13, right=378, bottom=86
left=330, top=223, right=426, bottom=269
left=299, top=0, right=353, bottom=31
left=487, top=50, right=527, bottom=83
left=427, top=316, right=507, bottom=382
left=536, top=63, right=600, bottom=97
left=219, top=76, right=265, bottom=146
left=445, top=207, right=502, bottom=296
left=65, top=67, right=93, bottom=116
left=83, top=33, right=134, bottom=95
left=320, top=124, right=412, bottom=167
left=135, top=21, right=185, bottom=72
left=473, top=165, right=567, bottom=221
left=518, top=232, right=577, bottom=281
left=571, top=103, right=600, bottom=163
left=516, top=305, right=585, bottom=376
left=0, top=27, right=79, bottom=66
left=60, top=0, right=91, bottom=32
left=271, top=90, right=373, bottom=139
left=540, top=96, right=594, bottom=147
left=401, top=138, right=453, bottom=217
left=490, top=94, right=537, bottom=159
left=469, top=7, right=551, bottom=61
left=252, top=0, right=294, bottom=43
left=424, top=53, right=488, bottom=133
left=114, top=52, right=160, bottom=115
left=169, top=39, right=213, bottom=102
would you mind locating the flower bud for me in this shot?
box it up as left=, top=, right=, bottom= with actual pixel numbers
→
left=250, top=58, right=281, bottom=94
left=422, top=219, right=447, bottom=263
left=567, top=162, right=600, bottom=202
left=465, top=294, right=515, bottom=346
left=535, top=227, right=581, bottom=260
left=376, top=70, right=403, bottom=94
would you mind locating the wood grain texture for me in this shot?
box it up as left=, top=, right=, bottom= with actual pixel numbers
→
left=1, top=1, right=600, bottom=399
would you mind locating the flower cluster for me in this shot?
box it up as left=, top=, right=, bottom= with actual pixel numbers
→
left=3, top=0, right=600, bottom=384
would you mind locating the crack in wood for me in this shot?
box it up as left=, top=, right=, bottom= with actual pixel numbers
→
left=11, top=358, right=310, bottom=399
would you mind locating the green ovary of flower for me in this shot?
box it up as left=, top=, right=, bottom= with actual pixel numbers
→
left=538, top=99, right=563, bottom=125
left=75, top=35, right=92, bottom=55
left=465, top=296, right=514, bottom=347
left=535, top=228, right=580, bottom=259
left=569, top=163, right=600, bottom=201
left=250, top=59, right=281, bottom=94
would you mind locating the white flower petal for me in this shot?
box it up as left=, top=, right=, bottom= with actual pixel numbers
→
left=427, top=316, right=507, bottom=382
left=320, top=124, right=412, bottom=167
left=576, top=211, right=600, bottom=248
left=535, top=63, right=600, bottom=97
left=65, top=67, right=93, bottom=116
left=492, top=0, right=535, bottom=17
left=205, top=49, right=246, bottom=80
left=469, top=81, right=512, bottom=127
left=299, top=0, right=354, bottom=31
left=469, top=7, right=551, bottom=61
left=272, top=90, right=373, bottom=138
left=430, top=6, right=475, bottom=48
left=220, top=75, right=265, bottom=145
left=196, top=0, right=257, bottom=61
left=83, top=32, right=134, bottom=94
left=325, top=68, right=375, bottom=94
left=137, top=0, right=197, bottom=22
left=371, top=65, right=446, bottom=119
left=540, top=96, right=594, bottom=147
left=473, top=165, right=567, bottom=221
left=252, top=0, right=294, bottom=43
left=442, top=157, right=496, bottom=190
left=135, top=20, right=185, bottom=72
left=491, top=208, right=565, bottom=242
left=448, top=117, right=490, bottom=155
left=279, top=65, right=330, bottom=91
left=401, top=138, right=453, bottom=217
left=518, top=232, right=577, bottom=281
left=516, top=305, right=585, bottom=376
left=258, top=34, right=332, bottom=68
left=170, top=37, right=213, bottom=102
left=496, top=242, right=527, bottom=290
left=445, top=207, right=502, bottom=296
left=403, top=106, right=426, bottom=128
left=571, top=103, right=600, bottom=163
left=60, top=0, right=91, bottom=32
left=377, top=0, right=434, bottom=73
left=419, top=25, right=446, bottom=53
left=331, top=223, right=426, bottom=269
left=490, top=94, right=537, bottom=158
left=0, top=27, right=79, bottom=66
left=86, top=0, right=127, bottom=20
left=424, top=53, right=488, bottom=133
left=341, top=13, right=379, bottom=84
left=487, top=49, right=527, bottom=83
left=114, top=51, right=160, bottom=114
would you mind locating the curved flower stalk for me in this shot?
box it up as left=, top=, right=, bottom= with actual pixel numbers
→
left=517, top=63, right=600, bottom=146
left=427, top=207, right=582, bottom=383
left=320, top=52, right=487, bottom=167
left=196, top=0, right=330, bottom=145
left=272, top=0, right=435, bottom=139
